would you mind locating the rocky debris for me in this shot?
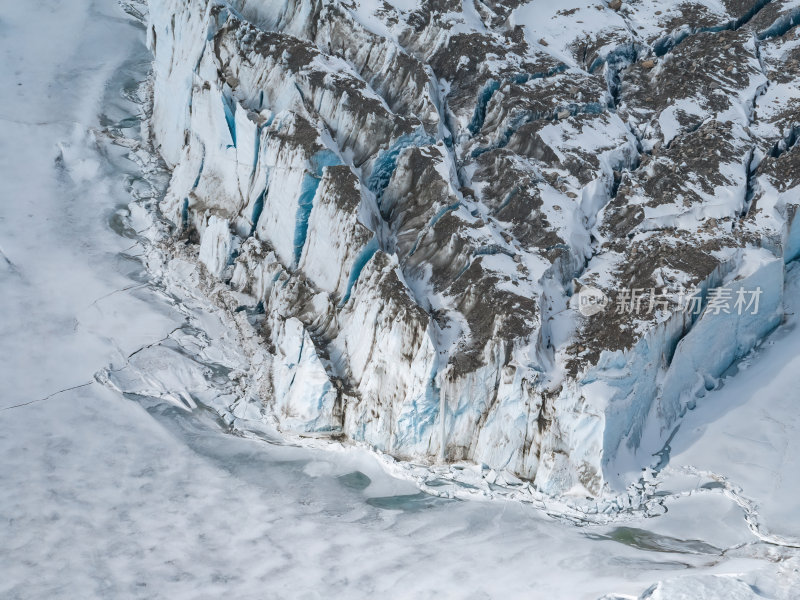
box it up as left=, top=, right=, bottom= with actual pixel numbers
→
left=620, top=29, right=765, bottom=147
left=143, top=0, right=800, bottom=500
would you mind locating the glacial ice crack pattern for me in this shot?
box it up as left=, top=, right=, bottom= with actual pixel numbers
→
left=13, top=0, right=800, bottom=597
left=136, top=0, right=800, bottom=505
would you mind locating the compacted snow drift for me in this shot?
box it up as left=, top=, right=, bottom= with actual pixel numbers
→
left=137, top=0, right=800, bottom=498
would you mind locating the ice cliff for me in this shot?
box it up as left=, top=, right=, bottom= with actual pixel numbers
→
left=139, top=0, right=800, bottom=498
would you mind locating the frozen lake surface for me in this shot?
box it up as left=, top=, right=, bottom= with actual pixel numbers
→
left=1, top=2, right=798, bottom=598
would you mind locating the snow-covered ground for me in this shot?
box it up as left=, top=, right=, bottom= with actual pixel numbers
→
left=1, top=1, right=799, bottom=598
left=662, top=260, right=800, bottom=544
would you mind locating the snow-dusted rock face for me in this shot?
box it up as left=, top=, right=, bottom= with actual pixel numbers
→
left=143, top=0, right=800, bottom=497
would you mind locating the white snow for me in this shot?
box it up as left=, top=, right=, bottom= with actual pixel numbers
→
left=2, top=1, right=800, bottom=598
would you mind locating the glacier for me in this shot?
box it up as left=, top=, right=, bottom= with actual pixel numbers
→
left=4, top=0, right=800, bottom=597
left=135, top=0, right=800, bottom=500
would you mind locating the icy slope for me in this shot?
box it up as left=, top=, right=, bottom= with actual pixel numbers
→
left=142, top=0, right=800, bottom=497
left=5, top=0, right=800, bottom=598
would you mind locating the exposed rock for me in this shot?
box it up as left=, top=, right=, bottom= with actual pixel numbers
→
left=142, top=0, right=800, bottom=499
